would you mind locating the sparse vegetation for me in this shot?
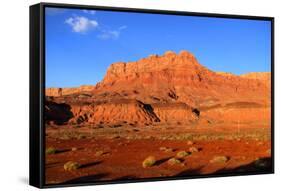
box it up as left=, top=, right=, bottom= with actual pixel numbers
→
left=46, top=147, right=57, bottom=155
left=176, top=151, right=190, bottom=158
left=55, top=130, right=89, bottom=140
left=167, top=158, right=182, bottom=166
left=142, top=156, right=156, bottom=168
left=63, top=161, right=80, bottom=171
left=95, top=150, right=106, bottom=157
left=159, top=147, right=174, bottom=152
left=210, top=156, right=229, bottom=163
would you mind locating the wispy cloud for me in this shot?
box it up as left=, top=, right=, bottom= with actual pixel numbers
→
left=64, top=14, right=126, bottom=40
left=83, top=10, right=96, bottom=15
left=65, top=16, right=98, bottom=33
left=98, top=25, right=127, bottom=40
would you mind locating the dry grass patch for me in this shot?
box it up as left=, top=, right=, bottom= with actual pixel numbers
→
left=176, top=151, right=191, bottom=159
left=210, top=156, right=229, bottom=163
left=159, top=147, right=174, bottom=152
left=46, top=147, right=57, bottom=155
left=63, top=161, right=80, bottom=171
left=167, top=158, right=183, bottom=166
left=142, top=156, right=156, bottom=168
left=95, top=150, right=106, bottom=157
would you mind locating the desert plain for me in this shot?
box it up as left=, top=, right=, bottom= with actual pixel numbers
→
left=45, top=50, right=271, bottom=184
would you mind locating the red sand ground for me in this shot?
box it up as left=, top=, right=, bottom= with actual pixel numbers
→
left=45, top=126, right=271, bottom=185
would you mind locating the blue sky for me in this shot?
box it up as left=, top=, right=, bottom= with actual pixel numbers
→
left=45, top=7, right=271, bottom=88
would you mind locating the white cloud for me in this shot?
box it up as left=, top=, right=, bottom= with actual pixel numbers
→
left=98, top=25, right=127, bottom=40
left=119, top=25, right=127, bottom=30
left=98, top=30, right=120, bottom=40
left=83, top=10, right=96, bottom=15
left=65, top=16, right=98, bottom=33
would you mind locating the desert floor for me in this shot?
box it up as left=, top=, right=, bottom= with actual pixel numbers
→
left=45, top=123, right=271, bottom=185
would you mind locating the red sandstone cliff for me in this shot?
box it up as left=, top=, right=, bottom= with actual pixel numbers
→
left=45, top=50, right=271, bottom=126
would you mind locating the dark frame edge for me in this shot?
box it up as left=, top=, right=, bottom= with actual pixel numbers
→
left=29, top=3, right=44, bottom=188
left=30, top=2, right=274, bottom=189
left=40, top=2, right=274, bottom=20
left=271, top=17, right=275, bottom=174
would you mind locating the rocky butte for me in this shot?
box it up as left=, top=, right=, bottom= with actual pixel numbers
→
left=45, top=50, right=271, bottom=126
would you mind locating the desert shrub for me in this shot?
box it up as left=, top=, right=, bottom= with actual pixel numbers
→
left=210, top=156, right=229, bottom=163
left=167, top=158, right=182, bottom=166
left=159, top=147, right=174, bottom=152
left=176, top=151, right=190, bottom=159
left=63, top=161, right=80, bottom=171
left=46, top=147, right=57, bottom=155
left=95, top=150, right=105, bottom=157
left=189, top=147, right=199, bottom=153
left=142, top=156, right=156, bottom=168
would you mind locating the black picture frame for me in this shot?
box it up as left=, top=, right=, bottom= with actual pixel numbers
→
left=30, top=2, right=274, bottom=188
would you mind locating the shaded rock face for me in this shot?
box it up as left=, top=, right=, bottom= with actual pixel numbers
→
left=45, top=101, right=73, bottom=125
left=45, top=50, right=271, bottom=126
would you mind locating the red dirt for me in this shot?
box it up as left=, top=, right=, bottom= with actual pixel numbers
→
left=45, top=135, right=271, bottom=184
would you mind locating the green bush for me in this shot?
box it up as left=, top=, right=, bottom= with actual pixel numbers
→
left=46, top=147, right=57, bottom=155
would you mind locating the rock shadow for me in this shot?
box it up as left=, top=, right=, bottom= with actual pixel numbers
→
left=80, top=161, right=102, bottom=169
left=212, top=157, right=272, bottom=174
left=45, top=101, right=73, bottom=125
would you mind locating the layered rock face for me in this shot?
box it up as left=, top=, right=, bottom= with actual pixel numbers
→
left=45, top=50, right=271, bottom=126
left=68, top=99, right=161, bottom=125
left=95, top=50, right=270, bottom=107
left=46, top=85, right=95, bottom=97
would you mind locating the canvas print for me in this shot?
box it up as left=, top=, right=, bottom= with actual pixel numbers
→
left=44, top=7, right=272, bottom=185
